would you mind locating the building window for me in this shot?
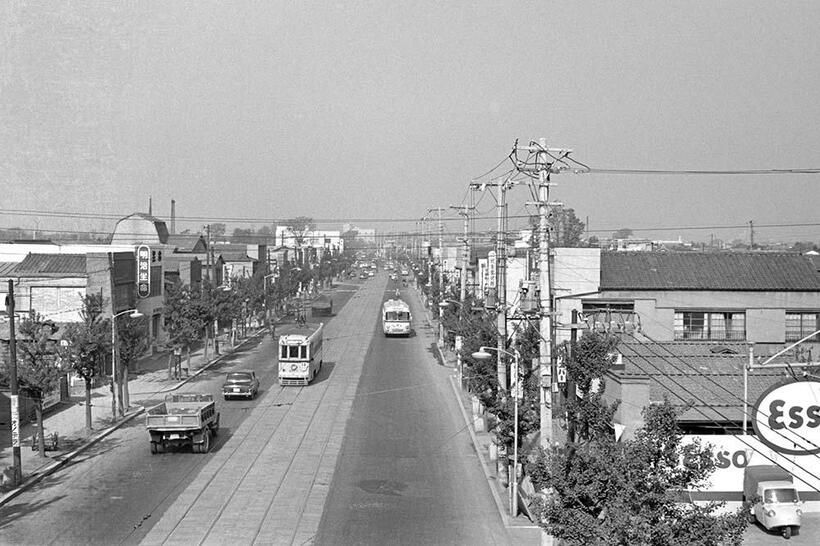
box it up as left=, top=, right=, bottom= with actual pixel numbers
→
left=786, top=312, right=820, bottom=342
left=674, top=311, right=746, bottom=341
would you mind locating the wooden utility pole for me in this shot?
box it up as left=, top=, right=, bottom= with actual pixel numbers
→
left=449, top=205, right=475, bottom=302
left=6, top=280, right=22, bottom=485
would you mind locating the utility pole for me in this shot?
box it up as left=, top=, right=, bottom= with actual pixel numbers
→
left=749, top=220, right=755, bottom=249
left=205, top=224, right=212, bottom=282
left=514, top=138, right=574, bottom=546
left=513, top=139, right=573, bottom=447
left=470, top=178, right=515, bottom=389
left=449, top=205, right=474, bottom=302
left=428, top=207, right=447, bottom=346
left=5, top=281, right=22, bottom=486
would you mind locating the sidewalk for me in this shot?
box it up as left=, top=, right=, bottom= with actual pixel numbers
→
left=413, top=286, right=540, bottom=532
left=0, top=329, right=263, bottom=503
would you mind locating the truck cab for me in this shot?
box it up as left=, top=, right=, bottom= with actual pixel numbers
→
left=744, top=466, right=803, bottom=539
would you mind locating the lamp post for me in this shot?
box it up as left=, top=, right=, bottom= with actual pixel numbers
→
left=472, top=345, right=521, bottom=518
left=264, top=273, right=278, bottom=334
left=112, top=308, right=142, bottom=418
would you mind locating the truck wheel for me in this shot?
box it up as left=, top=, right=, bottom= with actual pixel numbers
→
left=783, top=526, right=792, bottom=539
left=200, top=430, right=211, bottom=453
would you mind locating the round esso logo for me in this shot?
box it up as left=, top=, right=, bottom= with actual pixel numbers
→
left=753, top=380, right=820, bottom=455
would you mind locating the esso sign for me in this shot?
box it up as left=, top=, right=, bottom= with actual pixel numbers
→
left=753, top=380, right=820, bottom=455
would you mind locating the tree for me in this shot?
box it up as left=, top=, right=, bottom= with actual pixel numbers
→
left=527, top=332, right=748, bottom=546
left=164, top=284, right=205, bottom=378
left=210, top=223, right=226, bottom=239
left=286, top=216, right=316, bottom=248
left=116, top=314, right=149, bottom=410
left=4, top=314, right=64, bottom=456
left=551, top=208, right=585, bottom=247
left=60, top=294, right=111, bottom=431
left=612, top=228, right=633, bottom=240
left=231, top=227, right=256, bottom=243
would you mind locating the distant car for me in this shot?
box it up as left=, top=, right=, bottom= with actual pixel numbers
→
left=359, top=272, right=369, bottom=279
left=401, top=269, right=409, bottom=276
left=222, top=371, right=259, bottom=400
left=349, top=270, right=358, bottom=277
left=389, top=273, right=398, bottom=281
left=368, top=270, right=375, bottom=277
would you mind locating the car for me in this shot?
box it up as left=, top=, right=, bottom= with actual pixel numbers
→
left=222, top=371, right=259, bottom=400
left=359, top=272, right=369, bottom=279
left=349, top=270, right=358, bottom=277
left=389, top=273, right=398, bottom=281
left=368, top=270, right=375, bottom=277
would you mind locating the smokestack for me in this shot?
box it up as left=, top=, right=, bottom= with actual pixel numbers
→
left=148, top=196, right=153, bottom=216
left=171, top=199, right=176, bottom=235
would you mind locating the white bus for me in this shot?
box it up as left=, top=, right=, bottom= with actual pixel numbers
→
left=278, top=322, right=324, bottom=386
left=382, top=299, right=412, bottom=337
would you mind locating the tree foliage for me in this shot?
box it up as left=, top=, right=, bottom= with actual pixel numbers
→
left=527, top=332, right=748, bottom=546
left=612, top=227, right=633, bottom=240
left=5, top=314, right=65, bottom=455
left=60, top=294, right=111, bottom=431
left=285, top=216, right=316, bottom=247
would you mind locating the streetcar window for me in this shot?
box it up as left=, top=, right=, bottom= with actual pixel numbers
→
left=300, top=346, right=307, bottom=359
left=289, top=346, right=300, bottom=359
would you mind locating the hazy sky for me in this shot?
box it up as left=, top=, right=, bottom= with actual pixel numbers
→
left=2, top=1, right=819, bottom=244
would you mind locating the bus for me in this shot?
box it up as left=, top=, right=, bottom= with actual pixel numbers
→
left=382, top=299, right=412, bottom=337
left=278, top=322, right=324, bottom=386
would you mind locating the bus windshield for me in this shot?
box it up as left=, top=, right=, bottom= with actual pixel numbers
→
left=385, top=311, right=410, bottom=321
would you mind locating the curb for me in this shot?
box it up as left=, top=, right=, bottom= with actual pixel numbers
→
left=0, top=328, right=267, bottom=508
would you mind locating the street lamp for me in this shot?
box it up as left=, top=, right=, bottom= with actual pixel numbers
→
left=112, top=308, right=142, bottom=417
left=264, top=273, right=278, bottom=333
left=472, top=345, right=522, bottom=518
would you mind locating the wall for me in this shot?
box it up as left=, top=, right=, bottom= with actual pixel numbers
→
left=594, top=289, right=820, bottom=343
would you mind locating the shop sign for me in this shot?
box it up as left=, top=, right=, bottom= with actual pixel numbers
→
left=752, top=380, right=820, bottom=455
left=137, top=245, right=151, bottom=298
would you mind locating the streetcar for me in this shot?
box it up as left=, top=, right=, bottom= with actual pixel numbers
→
left=382, top=299, right=412, bottom=337
left=278, top=322, right=324, bottom=386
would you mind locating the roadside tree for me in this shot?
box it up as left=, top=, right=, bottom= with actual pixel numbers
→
left=59, top=294, right=111, bottom=431
left=4, top=314, right=64, bottom=455
left=164, top=284, right=204, bottom=378
left=116, top=314, right=149, bottom=410
left=527, top=332, right=748, bottom=546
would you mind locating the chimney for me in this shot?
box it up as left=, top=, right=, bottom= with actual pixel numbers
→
left=171, top=199, right=176, bottom=235
left=148, top=196, right=152, bottom=216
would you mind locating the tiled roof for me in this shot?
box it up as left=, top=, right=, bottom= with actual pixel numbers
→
left=166, top=235, right=206, bottom=252
left=13, top=254, right=87, bottom=276
left=220, top=251, right=253, bottom=262
left=601, top=251, right=820, bottom=291
left=616, top=339, right=787, bottom=422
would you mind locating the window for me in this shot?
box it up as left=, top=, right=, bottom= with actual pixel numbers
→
left=674, top=311, right=745, bottom=341
left=786, top=312, right=820, bottom=342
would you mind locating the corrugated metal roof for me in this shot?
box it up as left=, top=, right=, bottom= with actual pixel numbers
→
left=13, top=253, right=87, bottom=276
left=617, top=339, right=786, bottom=422
left=601, top=251, right=820, bottom=291
left=0, top=262, right=19, bottom=276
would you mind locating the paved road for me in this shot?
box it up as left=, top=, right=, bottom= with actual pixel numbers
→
left=743, top=512, right=819, bottom=544
left=0, top=335, right=282, bottom=545
left=0, top=282, right=360, bottom=545
left=314, top=280, right=530, bottom=545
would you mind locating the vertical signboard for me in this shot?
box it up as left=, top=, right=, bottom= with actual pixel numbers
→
left=11, top=394, right=19, bottom=448
left=137, top=245, right=151, bottom=298
left=487, top=250, right=497, bottom=288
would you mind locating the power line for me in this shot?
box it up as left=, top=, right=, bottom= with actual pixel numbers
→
left=585, top=168, right=820, bottom=176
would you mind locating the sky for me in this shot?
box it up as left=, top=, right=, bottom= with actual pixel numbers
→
left=1, top=1, right=819, bottom=245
